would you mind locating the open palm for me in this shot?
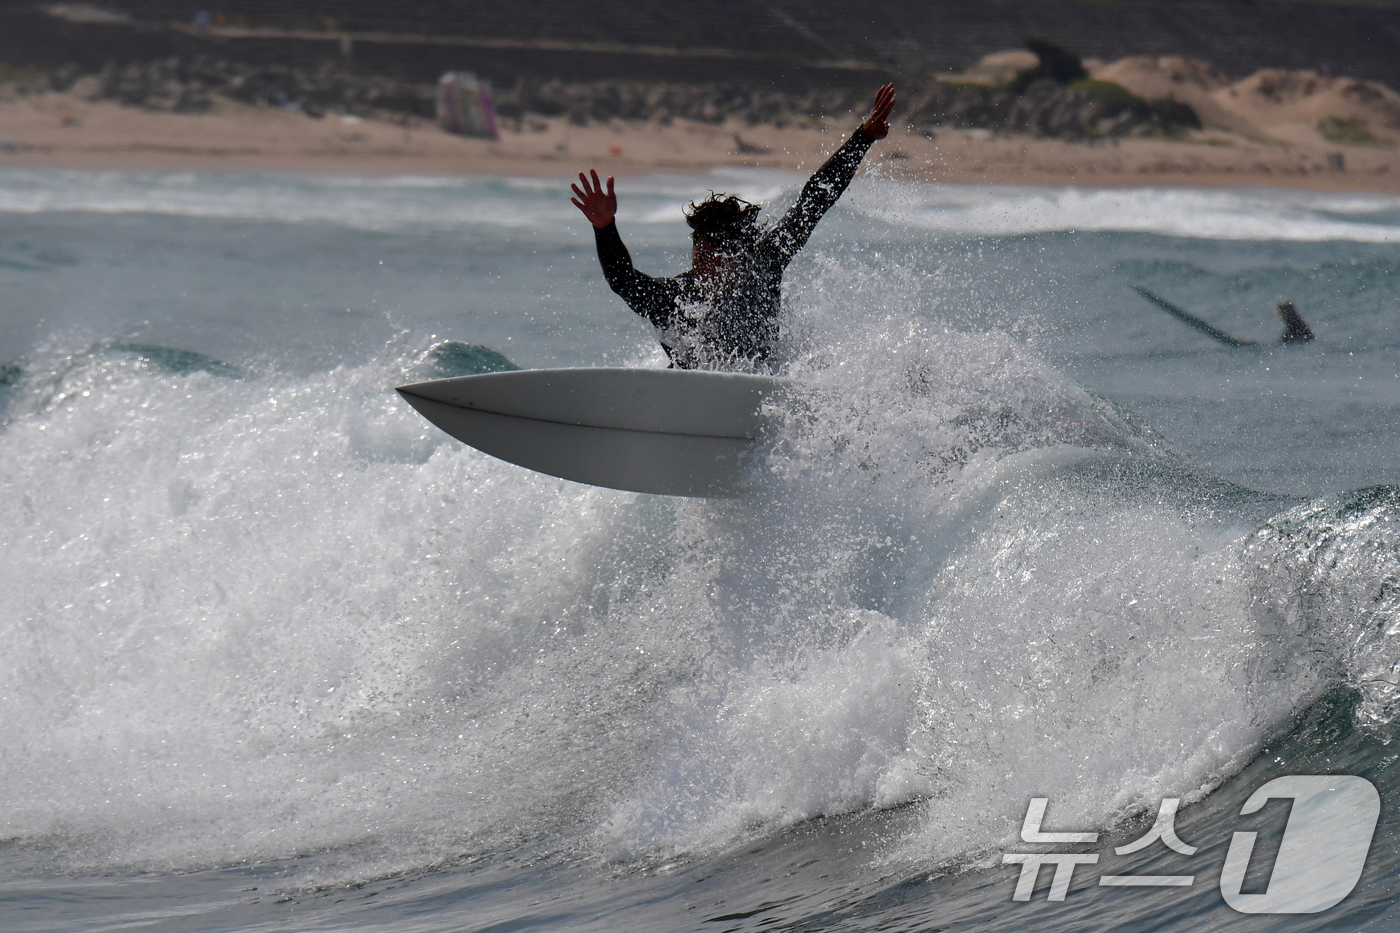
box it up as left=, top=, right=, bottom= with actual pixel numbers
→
left=570, top=170, right=616, bottom=228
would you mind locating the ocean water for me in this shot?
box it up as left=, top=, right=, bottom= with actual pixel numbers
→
left=1, top=166, right=1399, bottom=932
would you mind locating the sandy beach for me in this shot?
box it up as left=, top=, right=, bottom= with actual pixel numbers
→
left=3, top=55, right=1399, bottom=191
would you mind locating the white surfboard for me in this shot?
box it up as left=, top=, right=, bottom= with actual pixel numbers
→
left=396, top=368, right=785, bottom=497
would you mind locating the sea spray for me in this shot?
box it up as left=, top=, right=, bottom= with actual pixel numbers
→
left=4, top=170, right=1400, bottom=932
left=2, top=321, right=1391, bottom=890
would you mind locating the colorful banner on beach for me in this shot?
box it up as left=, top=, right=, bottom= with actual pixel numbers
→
left=436, top=72, right=499, bottom=140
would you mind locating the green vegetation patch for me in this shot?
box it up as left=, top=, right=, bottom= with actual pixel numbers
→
left=1070, top=78, right=1148, bottom=108
left=1068, top=78, right=1200, bottom=135
left=0, top=63, right=45, bottom=88
left=1320, top=117, right=1395, bottom=147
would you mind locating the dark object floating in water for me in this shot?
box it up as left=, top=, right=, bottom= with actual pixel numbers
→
left=414, top=342, right=520, bottom=379
left=106, top=343, right=243, bottom=377
left=1133, top=286, right=1253, bottom=348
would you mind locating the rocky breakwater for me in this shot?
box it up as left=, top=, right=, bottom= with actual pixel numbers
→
left=14, top=48, right=1196, bottom=144
left=23, top=57, right=436, bottom=119
left=489, top=79, right=861, bottom=129
left=11, top=57, right=861, bottom=129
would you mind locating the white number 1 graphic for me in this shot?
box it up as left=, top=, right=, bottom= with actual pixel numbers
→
left=1220, top=775, right=1379, bottom=914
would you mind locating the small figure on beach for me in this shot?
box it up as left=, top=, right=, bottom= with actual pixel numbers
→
left=571, top=84, right=896, bottom=370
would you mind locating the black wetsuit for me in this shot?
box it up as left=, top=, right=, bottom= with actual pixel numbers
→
left=593, top=127, right=876, bottom=369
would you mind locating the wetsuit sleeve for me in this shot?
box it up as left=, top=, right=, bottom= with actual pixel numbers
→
left=765, top=127, right=876, bottom=267
left=593, top=221, right=681, bottom=328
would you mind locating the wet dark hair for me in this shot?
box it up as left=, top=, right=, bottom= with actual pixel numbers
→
left=685, top=193, right=761, bottom=247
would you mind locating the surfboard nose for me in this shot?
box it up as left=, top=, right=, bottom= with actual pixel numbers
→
left=394, top=381, right=442, bottom=420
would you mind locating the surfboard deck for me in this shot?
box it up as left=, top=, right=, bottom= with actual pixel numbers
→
left=396, top=367, right=785, bottom=497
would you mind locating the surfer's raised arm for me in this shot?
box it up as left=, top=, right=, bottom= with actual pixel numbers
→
left=572, top=170, right=681, bottom=327
left=765, top=83, right=895, bottom=266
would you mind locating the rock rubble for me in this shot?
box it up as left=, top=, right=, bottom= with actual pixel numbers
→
left=29, top=57, right=435, bottom=119
left=909, top=77, right=1200, bottom=141
left=8, top=44, right=1200, bottom=141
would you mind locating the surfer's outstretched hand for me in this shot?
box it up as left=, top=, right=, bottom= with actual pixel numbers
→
left=571, top=170, right=616, bottom=228
left=862, top=84, right=896, bottom=140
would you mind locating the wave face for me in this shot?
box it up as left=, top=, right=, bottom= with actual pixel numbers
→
left=3, top=329, right=1397, bottom=886
left=2, top=168, right=1400, bottom=930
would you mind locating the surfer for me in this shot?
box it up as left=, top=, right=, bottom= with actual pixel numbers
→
left=1134, top=286, right=1316, bottom=347
left=1276, top=298, right=1314, bottom=343
left=571, top=84, right=897, bottom=370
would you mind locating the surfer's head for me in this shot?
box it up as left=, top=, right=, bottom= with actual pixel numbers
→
left=1276, top=298, right=1315, bottom=343
left=686, top=194, right=760, bottom=252
left=687, top=194, right=760, bottom=280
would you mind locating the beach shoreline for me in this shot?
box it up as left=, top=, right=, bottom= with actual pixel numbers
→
left=2, top=91, right=1399, bottom=193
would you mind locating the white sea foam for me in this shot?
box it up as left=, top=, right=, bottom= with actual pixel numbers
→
left=850, top=183, right=1400, bottom=243
left=3, top=167, right=1397, bottom=242
left=3, top=285, right=1386, bottom=889
left=587, top=281, right=1302, bottom=866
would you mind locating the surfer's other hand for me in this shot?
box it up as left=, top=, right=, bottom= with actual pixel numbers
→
left=862, top=84, right=895, bottom=140
left=570, top=170, right=616, bottom=228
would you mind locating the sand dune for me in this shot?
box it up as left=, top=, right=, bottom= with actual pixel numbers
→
left=1092, top=55, right=1400, bottom=149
